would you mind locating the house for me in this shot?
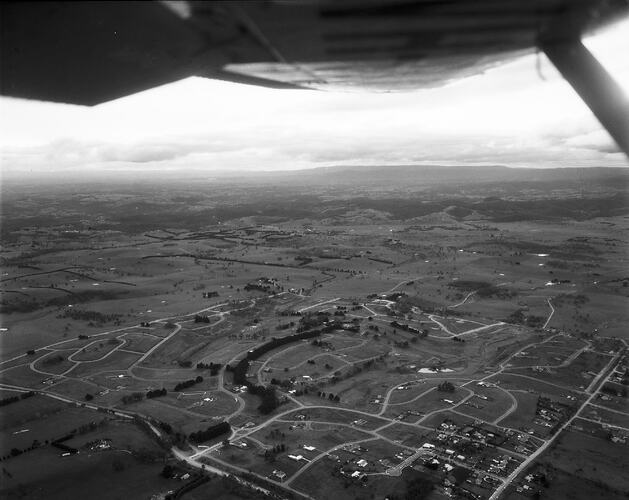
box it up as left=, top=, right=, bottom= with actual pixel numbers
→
left=303, top=445, right=316, bottom=451
left=288, top=454, right=304, bottom=461
left=272, top=470, right=287, bottom=482
left=357, top=459, right=368, bottom=468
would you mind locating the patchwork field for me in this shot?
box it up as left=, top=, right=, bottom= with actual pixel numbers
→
left=2, top=170, right=628, bottom=500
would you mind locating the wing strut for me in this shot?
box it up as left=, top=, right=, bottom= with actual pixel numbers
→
left=542, top=39, right=629, bottom=157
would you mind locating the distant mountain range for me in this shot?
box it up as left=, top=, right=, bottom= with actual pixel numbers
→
left=220, top=164, right=629, bottom=189
left=4, top=164, right=627, bottom=196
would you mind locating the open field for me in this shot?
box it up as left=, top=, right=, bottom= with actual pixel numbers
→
left=0, top=419, right=173, bottom=500
left=539, top=428, right=629, bottom=492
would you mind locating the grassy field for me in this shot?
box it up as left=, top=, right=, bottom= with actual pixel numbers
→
left=579, top=405, right=629, bottom=429
left=0, top=420, right=172, bottom=500
left=490, top=373, right=583, bottom=403
left=1, top=402, right=111, bottom=453
left=457, top=385, right=516, bottom=423
left=377, top=422, right=430, bottom=448
left=506, top=350, right=613, bottom=392
left=498, top=391, right=542, bottom=432
left=32, top=350, right=76, bottom=375
left=505, top=467, right=628, bottom=500
left=70, top=351, right=142, bottom=378
left=70, top=338, right=124, bottom=362
left=119, top=332, right=164, bottom=353
left=539, top=428, right=629, bottom=493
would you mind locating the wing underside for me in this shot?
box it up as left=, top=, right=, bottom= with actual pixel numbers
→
left=1, top=0, right=628, bottom=153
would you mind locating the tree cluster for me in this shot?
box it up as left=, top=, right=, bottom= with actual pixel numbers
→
left=121, top=392, right=144, bottom=405
left=197, top=361, right=222, bottom=375
left=390, top=321, right=420, bottom=334
left=0, top=391, right=34, bottom=407
left=317, top=391, right=340, bottom=402
left=147, top=388, right=167, bottom=398
left=174, top=376, right=203, bottom=392
left=276, top=322, right=294, bottom=330
left=438, top=381, right=455, bottom=392
left=188, top=421, right=231, bottom=444
left=264, top=443, right=286, bottom=461
left=58, top=308, right=122, bottom=324
left=252, top=386, right=280, bottom=414
left=296, top=311, right=334, bottom=333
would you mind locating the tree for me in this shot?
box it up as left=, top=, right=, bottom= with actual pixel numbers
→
left=258, top=387, right=280, bottom=414
left=438, top=381, right=455, bottom=393
left=161, top=464, right=174, bottom=478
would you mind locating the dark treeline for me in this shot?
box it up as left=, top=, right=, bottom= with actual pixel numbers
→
left=197, top=362, right=222, bottom=376
left=58, top=308, right=123, bottom=323
left=189, top=421, right=231, bottom=444
left=147, top=388, right=167, bottom=398
left=0, top=391, right=34, bottom=407
left=174, top=376, right=203, bottom=392
left=390, top=321, right=421, bottom=334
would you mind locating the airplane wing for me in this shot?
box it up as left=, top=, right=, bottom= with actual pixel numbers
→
left=1, top=1, right=628, bottom=154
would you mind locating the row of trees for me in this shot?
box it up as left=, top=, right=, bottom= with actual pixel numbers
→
left=58, top=308, right=122, bottom=324
left=390, top=321, right=422, bottom=334
left=317, top=391, right=340, bottom=402
left=121, top=392, right=144, bottom=405
left=188, top=421, right=231, bottom=444
left=147, top=388, right=167, bottom=398
left=0, top=391, right=34, bottom=407
left=174, top=376, right=203, bottom=392
left=228, top=327, right=334, bottom=414
left=196, top=362, right=222, bottom=376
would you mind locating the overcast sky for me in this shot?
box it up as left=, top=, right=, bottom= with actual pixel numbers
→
left=1, top=18, right=628, bottom=180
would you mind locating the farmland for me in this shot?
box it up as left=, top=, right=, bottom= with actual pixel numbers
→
left=1, top=166, right=628, bottom=499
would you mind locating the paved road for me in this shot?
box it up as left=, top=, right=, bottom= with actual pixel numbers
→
left=449, top=291, right=477, bottom=309
left=298, top=297, right=340, bottom=313
left=542, top=298, right=555, bottom=330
